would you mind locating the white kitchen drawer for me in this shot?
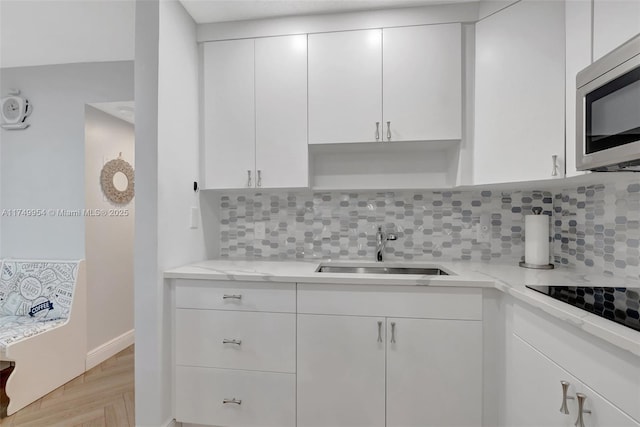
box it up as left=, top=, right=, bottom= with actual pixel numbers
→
left=176, top=309, right=295, bottom=373
left=175, top=366, right=296, bottom=427
left=174, top=279, right=295, bottom=313
left=513, top=302, right=640, bottom=422
left=297, top=284, right=482, bottom=320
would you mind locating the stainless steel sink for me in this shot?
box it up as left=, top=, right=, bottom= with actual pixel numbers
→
left=316, top=265, right=449, bottom=275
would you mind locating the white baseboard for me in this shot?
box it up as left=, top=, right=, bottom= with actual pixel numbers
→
left=85, top=329, right=135, bottom=370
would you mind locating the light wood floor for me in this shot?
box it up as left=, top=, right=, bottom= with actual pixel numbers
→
left=0, top=345, right=134, bottom=427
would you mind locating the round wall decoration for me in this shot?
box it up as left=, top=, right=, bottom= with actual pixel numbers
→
left=100, top=155, right=134, bottom=205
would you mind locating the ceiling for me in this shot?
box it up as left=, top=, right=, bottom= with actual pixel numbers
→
left=90, top=102, right=135, bottom=125
left=0, top=0, right=134, bottom=68
left=179, top=0, right=477, bottom=24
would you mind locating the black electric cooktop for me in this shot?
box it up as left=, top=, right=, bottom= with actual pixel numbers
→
left=526, top=286, right=640, bottom=333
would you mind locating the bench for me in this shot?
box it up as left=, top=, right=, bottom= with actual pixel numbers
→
left=0, top=259, right=86, bottom=416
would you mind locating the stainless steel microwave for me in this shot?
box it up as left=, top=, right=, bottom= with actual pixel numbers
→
left=576, top=34, right=640, bottom=171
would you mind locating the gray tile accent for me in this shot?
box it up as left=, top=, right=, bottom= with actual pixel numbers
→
left=219, top=190, right=553, bottom=262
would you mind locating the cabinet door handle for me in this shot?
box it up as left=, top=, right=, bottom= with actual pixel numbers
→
left=386, top=121, right=391, bottom=141
left=222, top=339, right=242, bottom=345
left=375, top=122, right=380, bottom=141
left=223, top=294, right=242, bottom=300
left=559, top=380, right=575, bottom=414
left=223, top=398, right=242, bottom=405
left=551, top=154, right=559, bottom=177
left=257, top=170, right=262, bottom=187
left=247, top=170, right=252, bottom=187
left=574, top=393, right=591, bottom=427
left=390, top=321, right=396, bottom=343
left=377, top=321, right=383, bottom=343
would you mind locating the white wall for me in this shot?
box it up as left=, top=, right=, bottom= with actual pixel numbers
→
left=135, top=0, right=208, bottom=425
left=0, top=0, right=134, bottom=68
left=0, top=61, right=134, bottom=259
left=84, top=106, right=135, bottom=354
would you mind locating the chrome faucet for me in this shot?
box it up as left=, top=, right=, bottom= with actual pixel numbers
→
left=375, top=226, right=397, bottom=262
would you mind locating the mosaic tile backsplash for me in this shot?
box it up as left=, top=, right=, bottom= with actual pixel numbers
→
left=220, top=190, right=554, bottom=262
left=219, top=176, right=640, bottom=283
left=553, top=178, right=640, bottom=281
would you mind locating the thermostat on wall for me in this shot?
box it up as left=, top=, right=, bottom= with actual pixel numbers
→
left=1, top=90, right=32, bottom=130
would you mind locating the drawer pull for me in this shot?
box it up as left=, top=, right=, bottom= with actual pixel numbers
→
left=390, top=322, right=396, bottom=343
left=574, top=393, right=591, bottom=427
left=559, top=381, right=575, bottom=414
left=377, top=321, right=383, bottom=343
left=223, top=294, right=242, bottom=300
left=223, top=398, right=242, bottom=405
left=222, top=339, right=242, bottom=346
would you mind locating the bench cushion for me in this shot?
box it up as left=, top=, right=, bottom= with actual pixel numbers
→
left=0, top=316, right=67, bottom=353
left=0, top=260, right=79, bottom=321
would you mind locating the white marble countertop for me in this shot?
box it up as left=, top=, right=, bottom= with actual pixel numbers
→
left=165, top=259, right=640, bottom=357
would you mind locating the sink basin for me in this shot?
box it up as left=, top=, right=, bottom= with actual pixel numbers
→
left=316, top=265, right=449, bottom=275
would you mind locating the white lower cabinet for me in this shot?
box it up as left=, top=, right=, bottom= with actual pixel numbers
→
left=507, top=334, right=640, bottom=427
left=297, top=287, right=483, bottom=427
left=386, top=318, right=482, bottom=427
left=175, top=366, right=295, bottom=427
left=297, top=314, right=386, bottom=427
left=173, top=281, right=296, bottom=427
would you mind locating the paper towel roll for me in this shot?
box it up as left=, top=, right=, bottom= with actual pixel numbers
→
left=525, top=215, right=549, bottom=266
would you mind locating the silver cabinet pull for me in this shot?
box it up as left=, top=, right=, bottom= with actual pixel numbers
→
left=257, top=170, right=262, bottom=187
left=247, top=170, right=252, bottom=187
left=390, top=321, right=396, bottom=343
left=574, top=393, right=591, bottom=427
left=386, top=121, right=391, bottom=141
left=375, top=122, right=380, bottom=141
left=223, top=294, right=242, bottom=300
left=559, top=381, right=575, bottom=414
left=377, top=321, right=383, bottom=343
left=222, top=339, right=242, bottom=345
left=223, top=398, right=242, bottom=405
left=552, top=154, right=559, bottom=177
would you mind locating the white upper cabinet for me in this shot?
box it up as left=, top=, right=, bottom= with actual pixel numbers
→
left=308, top=29, right=383, bottom=144
left=593, top=0, right=640, bottom=61
left=565, top=0, right=592, bottom=178
left=474, top=0, right=565, bottom=185
left=203, top=35, right=308, bottom=190
left=203, top=39, right=255, bottom=189
left=255, top=35, right=308, bottom=189
left=309, top=25, right=462, bottom=145
left=383, top=24, right=462, bottom=142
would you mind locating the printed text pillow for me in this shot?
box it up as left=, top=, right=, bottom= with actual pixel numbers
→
left=0, top=260, right=78, bottom=321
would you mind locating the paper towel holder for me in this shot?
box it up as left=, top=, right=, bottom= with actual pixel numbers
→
left=519, top=207, right=554, bottom=270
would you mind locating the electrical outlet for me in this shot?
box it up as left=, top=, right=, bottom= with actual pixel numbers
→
left=255, top=222, right=266, bottom=240
left=476, top=213, right=490, bottom=243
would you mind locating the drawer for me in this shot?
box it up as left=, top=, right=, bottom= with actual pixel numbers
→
left=175, top=279, right=295, bottom=313
left=176, top=309, right=295, bottom=373
left=297, top=283, right=482, bottom=320
left=513, top=302, right=640, bottom=422
left=175, top=366, right=295, bottom=427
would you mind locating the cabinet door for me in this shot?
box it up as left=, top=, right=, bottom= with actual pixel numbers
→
left=593, top=0, right=640, bottom=61
left=474, top=0, right=565, bottom=184
left=203, top=39, right=255, bottom=189
left=255, top=35, right=308, bottom=188
left=506, top=334, right=575, bottom=427
left=383, top=24, right=462, bottom=142
left=508, top=334, right=640, bottom=427
left=297, top=314, right=385, bottom=427
left=386, top=318, right=482, bottom=427
left=308, top=29, right=382, bottom=144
